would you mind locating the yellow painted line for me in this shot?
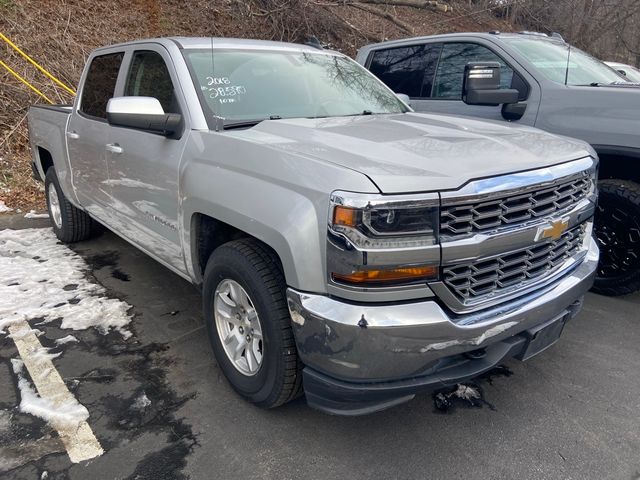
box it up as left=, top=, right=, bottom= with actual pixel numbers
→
left=8, top=321, right=103, bottom=463
left=0, top=60, right=54, bottom=104
left=0, top=32, right=76, bottom=96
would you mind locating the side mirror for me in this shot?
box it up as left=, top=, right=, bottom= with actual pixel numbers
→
left=617, top=69, right=627, bottom=76
left=106, top=97, right=182, bottom=137
left=395, top=93, right=411, bottom=106
left=463, top=62, right=519, bottom=106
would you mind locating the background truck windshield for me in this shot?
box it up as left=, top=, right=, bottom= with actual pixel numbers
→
left=504, top=38, right=626, bottom=86
left=183, top=49, right=408, bottom=123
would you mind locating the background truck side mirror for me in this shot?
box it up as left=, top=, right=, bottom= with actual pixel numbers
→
left=395, top=93, right=411, bottom=107
left=463, top=62, right=519, bottom=106
left=106, top=97, right=183, bottom=138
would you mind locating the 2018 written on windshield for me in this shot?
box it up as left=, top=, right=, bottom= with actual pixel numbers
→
left=202, top=76, right=246, bottom=103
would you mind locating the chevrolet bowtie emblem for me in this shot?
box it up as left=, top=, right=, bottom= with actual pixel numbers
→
left=536, top=218, right=569, bottom=241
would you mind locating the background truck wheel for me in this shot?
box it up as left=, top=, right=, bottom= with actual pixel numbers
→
left=592, top=179, right=640, bottom=296
left=44, top=168, right=95, bottom=243
left=203, top=238, right=303, bottom=408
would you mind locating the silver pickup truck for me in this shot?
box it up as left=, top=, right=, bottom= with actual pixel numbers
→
left=28, top=37, right=599, bottom=415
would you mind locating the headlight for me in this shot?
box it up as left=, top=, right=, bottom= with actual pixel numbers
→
left=329, top=191, right=439, bottom=249
left=327, top=191, right=440, bottom=288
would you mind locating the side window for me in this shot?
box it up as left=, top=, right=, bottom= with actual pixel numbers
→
left=368, top=44, right=440, bottom=98
left=125, top=51, right=178, bottom=114
left=432, top=43, right=515, bottom=99
left=80, top=52, right=124, bottom=119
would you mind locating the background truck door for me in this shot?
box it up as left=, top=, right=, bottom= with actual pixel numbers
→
left=367, top=41, right=538, bottom=125
left=105, top=46, right=187, bottom=272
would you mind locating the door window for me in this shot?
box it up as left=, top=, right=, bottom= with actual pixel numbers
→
left=125, top=50, right=179, bottom=114
left=432, top=43, right=515, bottom=99
left=80, top=52, right=124, bottom=119
left=368, top=44, right=441, bottom=98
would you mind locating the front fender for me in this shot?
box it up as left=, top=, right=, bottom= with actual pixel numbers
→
left=179, top=131, right=378, bottom=293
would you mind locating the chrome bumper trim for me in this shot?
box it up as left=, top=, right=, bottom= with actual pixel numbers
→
left=287, top=237, right=598, bottom=381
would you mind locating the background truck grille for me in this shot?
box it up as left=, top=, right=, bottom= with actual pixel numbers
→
left=441, top=174, right=592, bottom=237
left=442, top=223, right=587, bottom=303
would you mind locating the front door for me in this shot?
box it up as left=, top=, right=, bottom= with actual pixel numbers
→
left=412, top=42, right=535, bottom=125
left=105, top=47, right=188, bottom=272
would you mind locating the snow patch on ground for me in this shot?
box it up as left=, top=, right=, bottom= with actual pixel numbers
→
left=0, top=200, right=12, bottom=213
left=31, top=346, right=62, bottom=362
left=7, top=327, right=44, bottom=340
left=11, top=359, right=89, bottom=429
left=54, top=335, right=79, bottom=345
left=131, top=392, right=151, bottom=410
left=0, top=228, right=131, bottom=338
left=24, top=210, right=50, bottom=219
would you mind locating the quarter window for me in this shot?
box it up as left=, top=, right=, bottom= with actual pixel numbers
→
left=432, top=43, right=515, bottom=99
left=125, top=51, right=178, bottom=114
left=80, top=52, right=124, bottom=119
left=368, top=44, right=441, bottom=98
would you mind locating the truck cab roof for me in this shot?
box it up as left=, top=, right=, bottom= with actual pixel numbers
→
left=93, top=37, right=337, bottom=55
left=358, top=31, right=567, bottom=52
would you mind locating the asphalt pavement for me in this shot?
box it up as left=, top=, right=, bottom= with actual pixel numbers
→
left=1, top=215, right=639, bottom=480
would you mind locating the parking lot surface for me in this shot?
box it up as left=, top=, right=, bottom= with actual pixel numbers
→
left=1, top=216, right=639, bottom=480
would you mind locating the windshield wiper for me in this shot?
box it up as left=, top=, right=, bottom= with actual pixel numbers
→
left=223, top=115, right=283, bottom=130
left=340, top=110, right=375, bottom=117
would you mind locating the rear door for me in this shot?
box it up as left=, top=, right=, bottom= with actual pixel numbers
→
left=67, top=51, right=125, bottom=216
left=367, top=43, right=441, bottom=105
left=105, top=45, right=188, bottom=272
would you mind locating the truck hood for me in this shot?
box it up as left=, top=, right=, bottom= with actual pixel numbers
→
left=242, top=113, right=593, bottom=193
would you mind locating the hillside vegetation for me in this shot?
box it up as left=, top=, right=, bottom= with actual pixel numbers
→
left=0, top=0, right=514, bottom=211
left=3, top=0, right=639, bottom=211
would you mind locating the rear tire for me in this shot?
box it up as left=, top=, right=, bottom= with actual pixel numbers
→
left=44, top=168, right=95, bottom=243
left=592, top=179, right=640, bottom=296
left=203, top=238, right=303, bottom=408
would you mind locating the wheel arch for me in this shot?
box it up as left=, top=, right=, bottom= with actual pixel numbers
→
left=183, top=197, right=325, bottom=293
left=36, top=146, right=54, bottom=177
left=593, top=145, right=640, bottom=184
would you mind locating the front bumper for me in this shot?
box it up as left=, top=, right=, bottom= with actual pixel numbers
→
left=286, top=237, right=598, bottom=415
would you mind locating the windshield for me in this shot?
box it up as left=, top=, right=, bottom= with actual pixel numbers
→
left=503, top=38, right=627, bottom=86
left=183, top=49, right=408, bottom=126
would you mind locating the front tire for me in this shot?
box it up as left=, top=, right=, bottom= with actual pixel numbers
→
left=44, top=168, right=95, bottom=243
left=203, top=239, right=302, bottom=408
left=592, top=179, right=640, bottom=296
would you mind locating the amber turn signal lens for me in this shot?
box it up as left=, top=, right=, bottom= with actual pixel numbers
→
left=333, top=206, right=358, bottom=227
left=332, top=266, right=438, bottom=286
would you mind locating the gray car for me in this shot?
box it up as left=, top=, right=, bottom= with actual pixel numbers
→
left=357, top=31, right=640, bottom=296
left=27, top=37, right=598, bottom=414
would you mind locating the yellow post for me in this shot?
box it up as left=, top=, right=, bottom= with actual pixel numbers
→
left=0, top=60, right=54, bottom=104
left=0, top=32, right=76, bottom=96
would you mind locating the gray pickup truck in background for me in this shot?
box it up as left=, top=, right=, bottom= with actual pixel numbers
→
left=28, top=37, right=598, bottom=415
left=357, top=31, right=640, bottom=296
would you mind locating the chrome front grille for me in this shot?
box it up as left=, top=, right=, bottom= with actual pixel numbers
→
left=442, top=223, right=587, bottom=303
left=440, top=174, right=592, bottom=237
